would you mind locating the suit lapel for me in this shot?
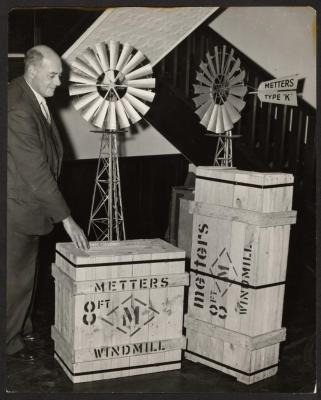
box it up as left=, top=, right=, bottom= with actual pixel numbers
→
left=17, top=77, right=44, bottom=118
left=16, top=76, right=64, bottom=175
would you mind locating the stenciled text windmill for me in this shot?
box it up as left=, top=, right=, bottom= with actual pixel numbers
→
left=193, top=45, right=247, bottom=166
left=69, top=40, right=155, bottom=241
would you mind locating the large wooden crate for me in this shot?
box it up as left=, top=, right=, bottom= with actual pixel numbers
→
left=52, top=238, right=188, bottom=383
left=185, top=167, right=297, bottom=384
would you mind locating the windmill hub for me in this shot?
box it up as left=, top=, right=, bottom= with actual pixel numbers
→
left=211, top=75, right=229, bottom=104
left=97, top=69, right=127, bottom=101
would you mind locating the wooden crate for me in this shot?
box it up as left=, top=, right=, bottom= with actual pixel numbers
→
left=185, top=168, right=296, bottom=384
left=177, top=198, right=194, bottom=259
left=52, top=238, right=188, bottom=383
left=168, top=186, right=194, bottom=246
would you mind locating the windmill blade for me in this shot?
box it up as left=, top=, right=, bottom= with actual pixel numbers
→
left=121, top=50, right=145, bottom=76
left=69, top=84, right=97, bottom=96
left=116, top=42, right=133, bottom=72
left=214, top=46, right=220, bottom=75
left=224, top=99, right=241, bottom=123
left=82, top=48, right=103, bottom=75
left=205, top=52, right=217, bottom=78
left=193, top=84, right=211, bottom=94
left=124, top=93, right=150, bottom=116
left=215, top=105, right=225, bottom=134
left=193, top=93, right=210, bottom=108
left=200, top=59, right=214, bottom=81
left=222, top=104, right=234, bottom=131
left=227, top=94, right=246, bottom=112
left=229, top=84, right=247, bottom=97
left=200, top=103, right=214, bottom=128
left=108, top=40, right=119, bottom=70
left=195, top=99, right=213, bottom=119
left=95, top=42, right=109, bottom=72
left=127, top=86, right=155, bottom=102
left=229, top=70, right=246, bottom=87
left=126, top=78, right=155, bottom=88
left=125, top=63, right=153, bottom=81
left=106, top=101, right=117, bottom=130
left=222, top=48, right=234, bottom=76
left=115, top=100, right=131, bottom=128
left=121, top=97, right=141, bottom=124
left=72, top=58, right=99, bottom=79
left=207, top=104, right=220, bottom=132
left=220, top=45, right=226, bottom=75
left=196, top=72, right=212, bottom=87
left=82, top=96, right=104, bottom=122
left=73, top=91, right=99, bottom=110
left=70, top=71, right=97, bottom=85
left=92, top=100, right=109, bottom=128
left=228, top=58, right=241, bottom=79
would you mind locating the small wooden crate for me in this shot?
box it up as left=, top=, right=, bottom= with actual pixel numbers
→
left=185, top=167, right=296, bottom=384
left=52, top=238, right=188, bottom=383
left=168, top=186, right=194, bottom=246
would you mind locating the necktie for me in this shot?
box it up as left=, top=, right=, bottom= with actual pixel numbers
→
left=40, top=101, right=51, bottom=124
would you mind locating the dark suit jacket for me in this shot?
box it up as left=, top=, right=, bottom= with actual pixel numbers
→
left=8, top=76, right=70, bottom=235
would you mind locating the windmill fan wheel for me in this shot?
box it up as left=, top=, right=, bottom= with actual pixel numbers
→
left=193, top=45, right=247, bottom=134
left=69, top=41, right=155, bottom=130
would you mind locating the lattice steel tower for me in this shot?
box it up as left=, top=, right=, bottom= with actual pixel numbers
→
left=213, top=131, right=233, bottom=167
left=88, top=131, right=126, bottom=241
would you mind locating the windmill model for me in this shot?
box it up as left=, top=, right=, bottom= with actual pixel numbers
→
left=193, top=45, right=247, bottom=166
left=69, top=41, right=155, bottom=241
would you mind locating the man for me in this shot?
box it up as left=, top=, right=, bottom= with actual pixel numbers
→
left=7, top=45, right=89, bottom=361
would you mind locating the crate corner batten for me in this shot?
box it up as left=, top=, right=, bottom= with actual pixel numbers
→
left=52, top=238, right=187, bottom=383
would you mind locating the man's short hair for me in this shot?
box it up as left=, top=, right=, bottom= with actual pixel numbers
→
left=24, top=48, right=44, bottom=72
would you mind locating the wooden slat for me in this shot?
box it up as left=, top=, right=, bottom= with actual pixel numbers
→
left=250, top=75, right=259, bottom=151
left=184, top=316, right=286, bottom=350
left=185, top=36, right=192, bottom=98
left=190, top=201, right=297, bottom=227
left=264, top=103, right=272, bottom=164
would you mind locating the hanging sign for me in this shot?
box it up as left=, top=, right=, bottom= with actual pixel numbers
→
left=249, top=75, right=299, bottom=106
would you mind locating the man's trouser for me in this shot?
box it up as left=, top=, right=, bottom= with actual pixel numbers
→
left=6, top=222, right=39, bottom=355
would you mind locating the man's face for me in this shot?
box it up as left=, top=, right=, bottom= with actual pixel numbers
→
left=31, top=56, right=62, bottom=97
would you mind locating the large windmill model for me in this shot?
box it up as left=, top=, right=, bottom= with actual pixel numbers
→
left=69, top=41, right=155, bottom=241
left=193, top=45, right=247, bottom=166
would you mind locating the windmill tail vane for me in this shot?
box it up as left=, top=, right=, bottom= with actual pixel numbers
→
left=248, top=74, right=299, bottom=106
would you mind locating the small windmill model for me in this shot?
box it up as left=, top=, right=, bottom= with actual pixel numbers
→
left=193, top=45, right=247, bottom=166
left=69, top=41, right=155, bottom=241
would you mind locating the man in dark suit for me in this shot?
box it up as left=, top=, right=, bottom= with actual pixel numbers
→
left=7, top=45, right=89, bottom=361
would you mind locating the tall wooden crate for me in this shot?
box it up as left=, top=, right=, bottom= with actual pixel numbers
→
left=184, top=167, right=297, bottom=384
left=52, top=238, right=188, bottom=383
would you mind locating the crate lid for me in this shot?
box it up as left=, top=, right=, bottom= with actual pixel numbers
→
left=56, top=238, right=185, bottom=266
